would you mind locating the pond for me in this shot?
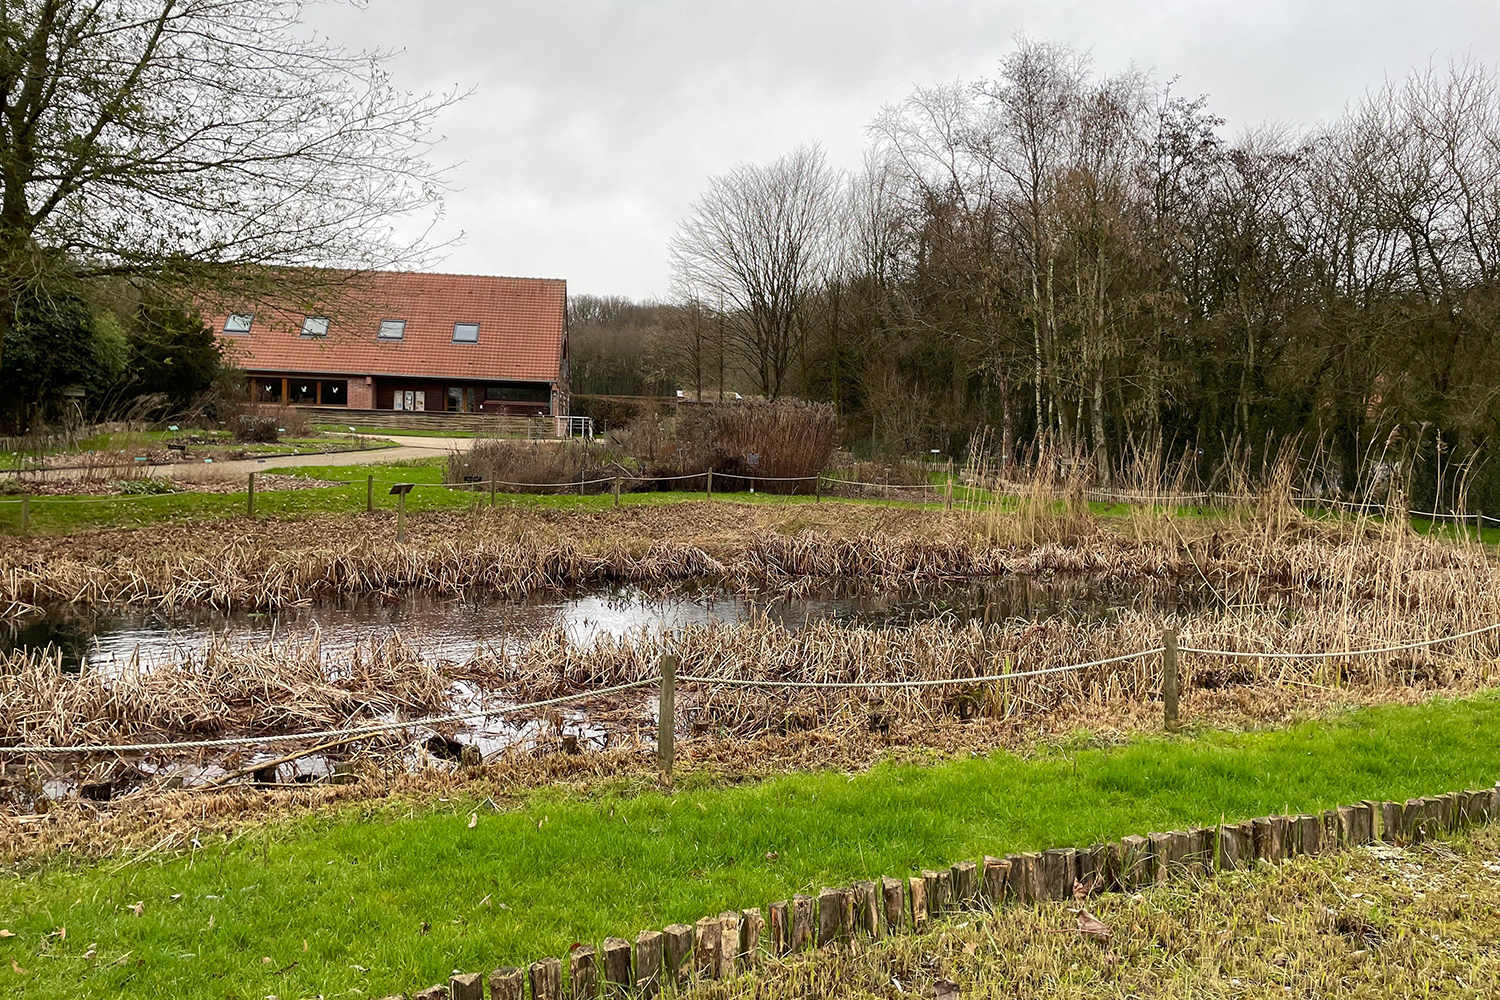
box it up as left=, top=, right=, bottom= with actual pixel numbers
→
left=1, top=574, right=1203, bottom=668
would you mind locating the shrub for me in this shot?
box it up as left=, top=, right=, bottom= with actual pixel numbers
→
left=571, top=396, right=642, bottom=431
left=447, top=438, right=626, bottom=493
left=232, top=404, right=308, bottom=442
left=675, top=399, right=838, bottom=493
left=234, top=414, right=278, bottom=442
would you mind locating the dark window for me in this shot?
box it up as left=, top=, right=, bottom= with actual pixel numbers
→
left=224, top=313, right=253, bottom=335
left=290, top=381, right=317, bottom=404
left=452, top=322, right=479, bottom=343
left=485, top=383, right=550, bottom=403
left=377, top=319, right=406, bottom=340
left=255, top=378, right=281, bottom=402
left=301, top=316, right=329, bottom=338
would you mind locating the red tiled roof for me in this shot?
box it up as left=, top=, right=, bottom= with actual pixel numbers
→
left=209, top=270, right=567, bottom=383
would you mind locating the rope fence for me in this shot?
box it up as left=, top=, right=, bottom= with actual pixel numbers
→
left=6, top=616, right=1498, bottom=758
left=3, top=467, right=1494, bottom=529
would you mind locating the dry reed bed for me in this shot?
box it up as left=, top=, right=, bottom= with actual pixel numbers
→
left=7, top=578, right=1500, bottom=750
left=0, top=635, right=450, bottom=747
left=0, top=682, right=1473, bottom=862
left=0, top=500, right=1488, bottom=617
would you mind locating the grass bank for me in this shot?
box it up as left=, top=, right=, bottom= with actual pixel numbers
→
left=0, top=462, right=951, bottom=535
left=4, top=695, right=1500, bottom=998
left=714, top=823, right=1500, bottom=1000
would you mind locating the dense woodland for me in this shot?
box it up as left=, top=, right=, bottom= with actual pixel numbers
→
left=577, top=40, right=1500, bottom=510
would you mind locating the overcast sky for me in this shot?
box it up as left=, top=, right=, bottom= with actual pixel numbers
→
left=307, top=0, right=1500, bottom=301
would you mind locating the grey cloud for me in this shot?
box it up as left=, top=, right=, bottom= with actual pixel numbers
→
left=307, top=0, right=1500, bottom=297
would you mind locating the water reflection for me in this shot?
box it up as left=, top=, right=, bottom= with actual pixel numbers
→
left=1, top=575, right=1202, bottom=668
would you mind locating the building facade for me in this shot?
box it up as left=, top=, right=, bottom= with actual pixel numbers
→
left=209, top=271, right=569, bottom=416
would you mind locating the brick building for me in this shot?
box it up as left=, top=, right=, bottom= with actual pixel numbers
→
left=209, top=270, right=569, bottom=416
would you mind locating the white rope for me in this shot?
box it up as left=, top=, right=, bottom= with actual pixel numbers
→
left=0, top=678, right=659, bottom=756
left=677, top=647, right=1164, bottom=690
left=824, top=480, right=942, bottom=491
left=1181, top=619, right=1500, bottom=659
left=712, top=472, right=820, bottom=483
left=0, top=491, right=183, bottom=505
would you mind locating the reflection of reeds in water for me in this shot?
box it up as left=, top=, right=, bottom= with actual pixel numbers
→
left=8, top=518, right=1500, bottom=749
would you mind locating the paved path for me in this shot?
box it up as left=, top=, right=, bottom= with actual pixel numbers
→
left=6, top=435, right=476, bottom=483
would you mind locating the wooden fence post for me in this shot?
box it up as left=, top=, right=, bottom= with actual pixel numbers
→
left=488, top=967, right=524, bottom=1000
left=658, top=654, right=676, bottom=777
left=635, top=930, right=663, bottom=998
left=705, top=469, right=712, bottom=499
left=661, top=925, right=693, bottom=987
left=1162, top=628, right=1179, bottom=731
left=815, top=475, right=822, bottom=503
left=944, top=476, right=953, bottom=511
left=530, top=958, right=562, bottom=1000
left=450, top=973, right=483, bottom=1000
left=569, top=945, right=597, bottom=1000
left=601, top=937, right=632, bottom=999
left=397, top=489, right=407, bottom=544
left=366, top=473, right=373, bottom=512
left=613, top=476, right=621, bottom=508
left=247, top=472, right=256, bottom=516
left=19, top=494, right=29, bottom=536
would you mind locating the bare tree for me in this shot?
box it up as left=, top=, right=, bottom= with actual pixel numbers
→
left=0, top=0, right=459, bottom=364
left=669, top=145, right=837, bottom=398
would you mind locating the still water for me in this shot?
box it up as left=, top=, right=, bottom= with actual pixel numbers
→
left=2, top=576, right=1188, bottom=667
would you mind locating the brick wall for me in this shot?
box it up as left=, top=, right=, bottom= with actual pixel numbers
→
left=347, top=377, right=374, bottom=409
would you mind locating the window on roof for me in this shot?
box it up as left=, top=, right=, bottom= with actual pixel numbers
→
left=378, top=319, right=406, bottom=340
left=301, top=316, right=329, bottom=338
left=452, top=322, right=479, bottom=343
left=223, top=313, right=254, bottom=335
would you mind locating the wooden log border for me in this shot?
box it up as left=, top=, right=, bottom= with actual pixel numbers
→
left=379, top=783, right=1500, bottom=998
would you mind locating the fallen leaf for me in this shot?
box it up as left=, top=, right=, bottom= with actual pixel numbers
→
left=479, top=894, right=492, bottom=908
left=9, top=959, right=27, bottom=975
left=468, top=812, right=478, bottom=829
left=934, top=978, right=960, bottom=1000
left=1073, top=878, right=1093, bottom=902
left=128, top=901, right=144, bottom=918
left=302, top=939, right=308, bottom=952
left=765, top=852, right=779, bottom=862
left=419, top=921, right=430, bottom=936
left=1078, top=909, right=1111, bottom=942
left=261, top=956, right=272, bottom=964
left=56, top=926, right=65, bottom=941
left=0, top=930, right=12, bottom=938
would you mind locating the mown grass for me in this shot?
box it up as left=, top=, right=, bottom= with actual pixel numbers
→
left=3, top=695, right=1499, bottom=998
left=1, top=455, right=1495, bottom=543
left=0, top=462, right=939, bottom=535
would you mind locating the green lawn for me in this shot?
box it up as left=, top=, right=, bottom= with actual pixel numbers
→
left=2, top=458, right=1495, bottom=542
left=3, top=695, right=1499, bottom=998
left=0, top=461, right=947, bottom=535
